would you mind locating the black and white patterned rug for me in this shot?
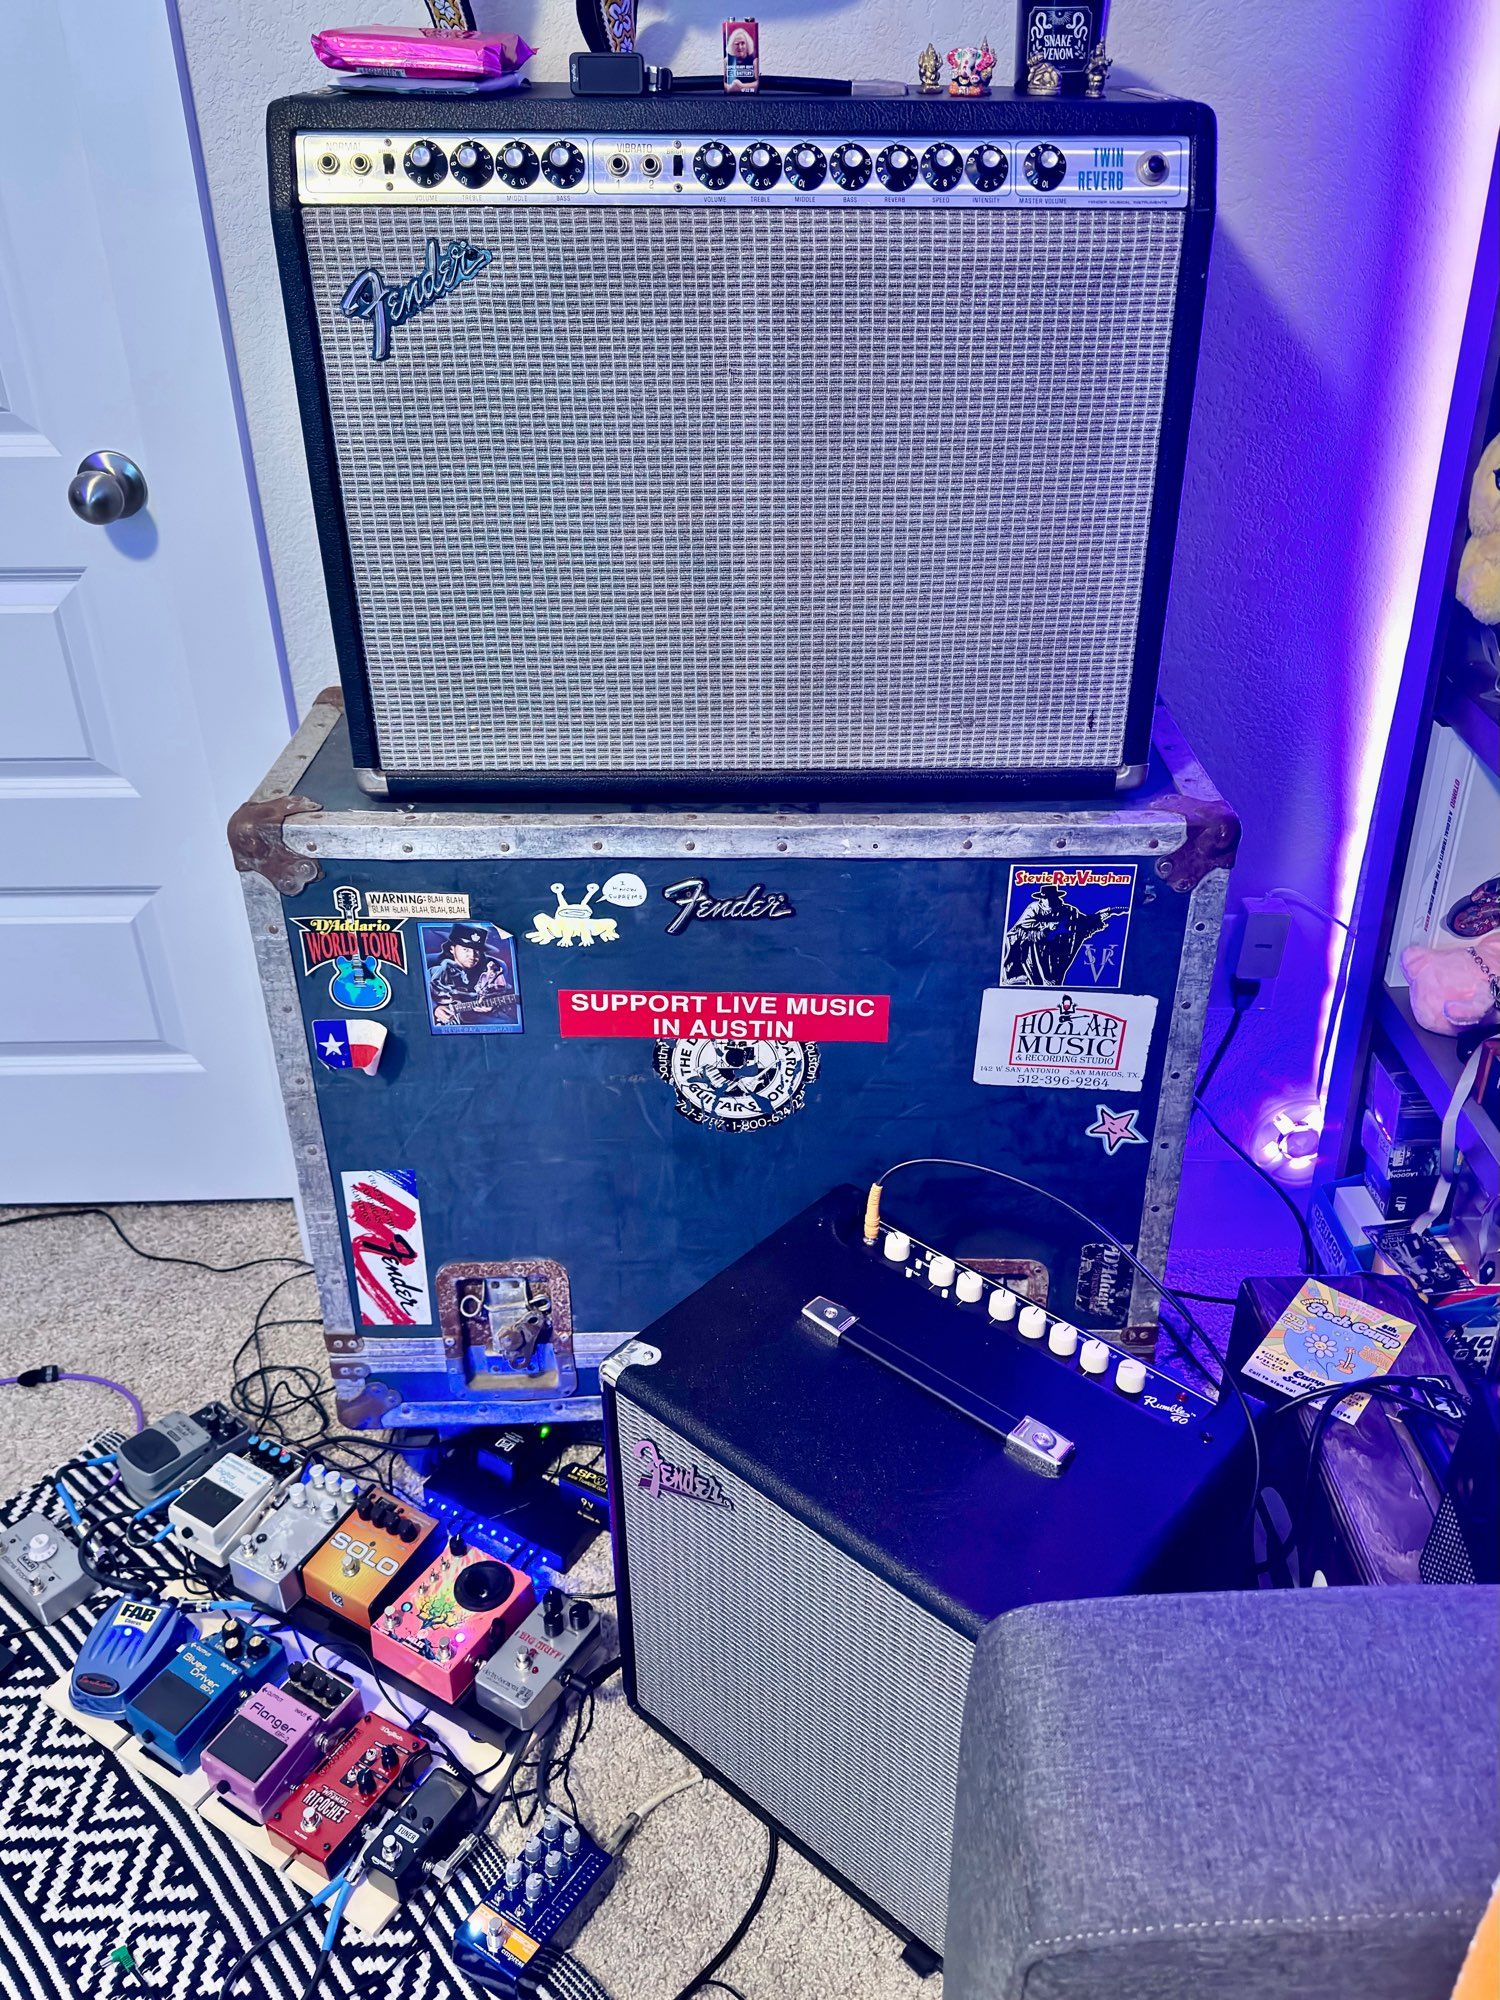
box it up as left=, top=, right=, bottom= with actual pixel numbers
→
left=0, top=1442, right=486, bottom=2000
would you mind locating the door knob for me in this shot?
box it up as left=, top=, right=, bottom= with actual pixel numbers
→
left=67, top=451, right=147, bottom=524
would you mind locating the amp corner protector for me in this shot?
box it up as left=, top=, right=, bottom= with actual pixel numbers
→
left=227, top=791, right=326, bottom=896
left=1145, top=792, right=1241, bottom=893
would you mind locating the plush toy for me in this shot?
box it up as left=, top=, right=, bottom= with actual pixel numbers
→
left=1401, top=937, right=1500, bottom=1035
left=1456, top=433, right=1500, bottom=629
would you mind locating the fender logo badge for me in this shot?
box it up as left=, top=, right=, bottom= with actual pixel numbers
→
left=339, top=237, right=492, bottom=361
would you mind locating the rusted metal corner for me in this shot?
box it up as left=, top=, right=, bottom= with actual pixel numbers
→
left=1147, top=792, right=1241, bottom=891
left=226, top=687, right=346, bottom=895
left=1144, top=703, right=1241, bottom=891
left=228, top=792, right=325, bottom=895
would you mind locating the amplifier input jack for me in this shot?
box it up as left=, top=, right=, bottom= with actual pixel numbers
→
left=640, top=154, right=662, bottom=177
left=317, top=152, right=339, bottom=175
left=607, top=153, right=631, bottom=178
left=1137, top=151, right=1169, bottom=186
left=349, top=153, right=372, bottom=175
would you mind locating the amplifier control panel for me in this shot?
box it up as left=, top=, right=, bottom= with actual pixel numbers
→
left=296, top=132, right=1188, bottom=209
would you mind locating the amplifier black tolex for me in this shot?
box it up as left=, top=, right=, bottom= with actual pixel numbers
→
left=603, top=1186, right=1247, bottom=1961
left=269, top=86, right=1215, bottom=799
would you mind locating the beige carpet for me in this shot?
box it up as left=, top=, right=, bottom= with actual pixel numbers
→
left=0, top=1200, right=938, bottom=2000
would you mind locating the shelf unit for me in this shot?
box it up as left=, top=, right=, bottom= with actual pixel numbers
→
left=1317, top=138, right=1499, bottom=1263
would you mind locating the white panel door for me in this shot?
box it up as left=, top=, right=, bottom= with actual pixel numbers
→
left=0, top=3, right=295, bottom=1200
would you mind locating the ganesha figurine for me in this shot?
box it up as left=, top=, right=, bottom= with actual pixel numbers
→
left=947, top=39, right=997, bottom=96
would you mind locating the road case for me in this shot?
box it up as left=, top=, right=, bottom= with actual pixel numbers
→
left=232, top=692, right=1237, bottom=1429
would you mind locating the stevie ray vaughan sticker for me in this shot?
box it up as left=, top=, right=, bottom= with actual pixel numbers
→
left=342, top=1169, right=432, bottom=1326
left=973, top=990, right=1159, bottom=1092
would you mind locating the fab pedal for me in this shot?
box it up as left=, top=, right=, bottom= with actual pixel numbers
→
left=70, top=1596, right=193, bottom=1719
left=266, top=1711, right=427, bottom=1878
left=124, top=1621, right=284, bottom=1773
left=371, top=1539, right=535, bottom=1702
left=200, top=1661, right=362, bottom=1819
left=227, top=1464, right=361, bottom=1612
left=455, top=1809, right=617, bottom=1995
left=301, top=1487, right=440, bottom=1630
left=169, top=1437, right=304, bottom=1564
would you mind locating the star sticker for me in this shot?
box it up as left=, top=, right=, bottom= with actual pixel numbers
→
left=1086, top=1104, right=1147, bottom=1155
left=319, top=1031, right=343, bottom=1057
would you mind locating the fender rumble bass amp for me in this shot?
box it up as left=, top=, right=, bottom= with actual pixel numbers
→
left=269, top=88, right=1215, bottom=799
left=602, top=1186, right=1246, bottom=1962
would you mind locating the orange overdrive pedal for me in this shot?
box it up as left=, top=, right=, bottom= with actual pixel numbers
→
left=371, top=1539, right=535, bottom=1702
left=266, top=1712, right=427, bottom=1877
left=300, top=1488, right=440, bottom=1629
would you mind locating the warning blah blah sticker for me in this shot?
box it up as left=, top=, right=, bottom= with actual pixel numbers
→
left=973, top=989, right=1158, bottom=1091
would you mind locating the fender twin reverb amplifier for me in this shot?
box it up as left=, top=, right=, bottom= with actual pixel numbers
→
left=269, top=87, right=1215, bottom=799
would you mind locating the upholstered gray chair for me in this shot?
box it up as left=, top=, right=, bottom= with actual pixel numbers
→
left=944, top=1587, right=1498, bottom=2000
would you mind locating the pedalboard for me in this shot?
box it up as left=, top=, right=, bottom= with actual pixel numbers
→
left=455, top=1809, right=617, bottom=1997
left=473, top=1588, right=604, bottom=1732
left=413, top=1439, right=606, bottom=1579
left=228, top=1464, right=361, bottom=1612
left=266, top=1711, right=428, bottom=1877
left=301, top=1486, right=441, bottom=1629
left=124, top=1621, right=284, bottom=1773
left=363, top=1767, right=480, bottom=1900
left=116, top=1402, right=250, bottom=1504
left=70, top=1595, right=193, bottom=1718
left=371, top=1539, right=535, bottom=1702
left=0, top=1512, right=91, bottom=1627
left=169, top=1437, right=303, bottom=1564
left=200, top=1661, right=362, bottom=1820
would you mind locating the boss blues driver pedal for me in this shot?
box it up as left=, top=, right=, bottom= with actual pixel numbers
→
left=301, top=1487, right=440, bottom=1629
left=371, top=1541, right=534, bottom=1702
left=70, top=1597, right=193, bottom=1719
left=200, top=1661, right=363, bottom=1819
left=124, top=1621, right=285, bottom=1772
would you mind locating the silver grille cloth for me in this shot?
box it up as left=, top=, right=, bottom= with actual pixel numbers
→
left=615, top=1396, right=974, bottom=1951
left=304, top=204, right=1184, bottom=776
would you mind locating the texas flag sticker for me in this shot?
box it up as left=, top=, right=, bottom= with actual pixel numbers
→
left=312, top=1017, right=388, bottom=1075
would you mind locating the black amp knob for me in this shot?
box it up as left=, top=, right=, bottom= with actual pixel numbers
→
left=403, top=140, right=447, bottom=188
left=965, top=144, right=1008, bottom=193
left=541, top=140, right=585, bottom=189
left=496, top=140, right=539, bottom=190
left=921, top=144, right=963, bottom=192
left=1024, top=143, right=1068, bottom=191
left=693, top=142, right=736, bottom=190
left=785, top=143, right=826, bottom=190
left=740, top=142, right=782, bottom=191
left=876, top=145, right=919, bottom=192
left=450, top=140, right=493, bottom=189
left=829, top=143, right=871, bottom=190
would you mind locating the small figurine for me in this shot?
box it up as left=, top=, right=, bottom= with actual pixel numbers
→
left=917, top=42, right=943, bottom=92
left=1084, top=41, right=1113, bottom=95
left=1026, top=58, right=1061, bottom=94
left=947, top=40, right=997, bottom=96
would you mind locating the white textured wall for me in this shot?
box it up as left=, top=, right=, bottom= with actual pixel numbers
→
left=175, top=0, right=1500, bottom=1107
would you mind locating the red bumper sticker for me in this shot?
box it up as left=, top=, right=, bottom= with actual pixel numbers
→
left=558, top=989, right=890, bottom=1042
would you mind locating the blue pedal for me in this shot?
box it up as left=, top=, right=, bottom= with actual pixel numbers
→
left=123, top=1621, right=284, bottom=1772
left=454, top=1810, right=617, bottom=1997
left=70, top=1596, right=194, bottom=1720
